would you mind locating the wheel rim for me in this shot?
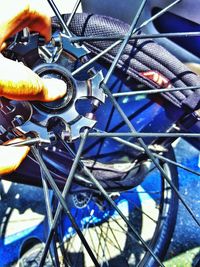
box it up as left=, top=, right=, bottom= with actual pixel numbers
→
left=56, top=149, right=178, bottom=266
left=1, top=0, right=200, bottom=266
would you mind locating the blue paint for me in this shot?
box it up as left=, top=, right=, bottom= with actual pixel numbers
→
left=153, top=7, right=200, bottom=58
left=0, top=223, right=45, bottom=266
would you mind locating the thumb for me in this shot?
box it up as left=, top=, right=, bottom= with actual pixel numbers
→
left=39, top=78, right=67, bottom=102
left=0, top=55, right=67, bottom=102
left=0, top=138, right=30, bottom=175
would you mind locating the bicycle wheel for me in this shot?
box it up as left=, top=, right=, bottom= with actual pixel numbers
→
left=53, top=147, right=178, bottom=267
left=1, top=1, right=199, bottom=266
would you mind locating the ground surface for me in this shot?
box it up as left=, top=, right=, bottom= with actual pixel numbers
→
left=0, top=139, right=199, bottom=266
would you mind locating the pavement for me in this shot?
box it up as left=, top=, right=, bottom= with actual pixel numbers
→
left=164, top=139, right=200, bottom=266
left=0, top=138, right=199, bottom=266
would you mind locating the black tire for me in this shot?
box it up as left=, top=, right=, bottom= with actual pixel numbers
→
left=140, top=147, right=179, bottom=266
left=53, top=147, right=178, bottom=266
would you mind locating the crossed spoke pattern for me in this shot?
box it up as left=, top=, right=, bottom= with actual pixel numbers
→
left=5, top=0, right=200, bottom=266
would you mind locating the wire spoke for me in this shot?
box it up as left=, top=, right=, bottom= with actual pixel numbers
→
left=91, top=128, right=200, bottom=177
left=47, top=0, right=72, bottom=36
left=72, top=0, right=182, bottom=76
left=101, top=83, right=200, bottom=228
left=106, top=220, right=123, bottom=252
left=66, top=0, right=82, bottom=27
left=112, top=85, right=200, bottom=97
left=134, top=204, right=158, bottom=224
left=98, top=226, right=122, bottom=254
left=85, top=132, right=200, bottom=138
left=77, top=166, right=164, bottom=265
left=44, top=133, right=165, bottom=265
left=5, top=0, right=199, bottom=266
left=47, top=0, right=198, bottom=265
left=136, top=0, right=182, bottom=32
left=70, top=31, right=200, bottom=43
left=103, top=0, right=148, bottom=84
left=37, top=129, right=101, bottom=267
left=40, top=170, right=60, bottom=266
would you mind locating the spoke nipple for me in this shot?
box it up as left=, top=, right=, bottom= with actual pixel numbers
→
left=61, top=130, right=71, bottom=142
left=51, top=35, right=62, bottom=47
left=91, top=99, right=100, bottom=108
left=48, top=131, right=57, bottom=145
left=109, top=192, right=120, bottom=200
left=12, top=115, right=24, bottom=127
left=87, top=68, right=96, bottom=77
left=172, top=124, right=181, bottom=131
left=38, top=36, right=46, bottom=46
left=85, top=113, right=96, bottom=120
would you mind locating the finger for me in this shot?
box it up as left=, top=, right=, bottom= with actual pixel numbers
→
left=0, top=56, right=66, bottom=102
left=0, top=139, right=30, bottom=175
left=4, top=137, right=27, bottom=145
left=0, top=55, right=43, bottom=100
left=39, top=78, right=67, bottom=102
left=39, top=16, right=51, bottom=43
left=27, top=0, right=52, bottom=42
left=0, top=42, right=7, bottom=52
left=28, top=16, right=52, bottom=42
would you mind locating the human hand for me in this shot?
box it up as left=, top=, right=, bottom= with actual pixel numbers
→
left=0, top=138, right=30, bottom=175
left=0, top=54, right=67, bottom=102
left=0, top=0, right=51, bottom=50
left=0, top=1, right=66, bottom=175
left=0, top=54, right=67, bottom=175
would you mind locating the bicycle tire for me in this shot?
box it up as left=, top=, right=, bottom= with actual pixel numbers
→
left=1, top=1, right=199, bottom=266
left=55, top=147, right=178, bottom=267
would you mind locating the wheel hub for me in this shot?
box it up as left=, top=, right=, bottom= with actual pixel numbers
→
left=33, top=64, right=75, bottom=112
left=5, top=32, right=106, bottom=140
